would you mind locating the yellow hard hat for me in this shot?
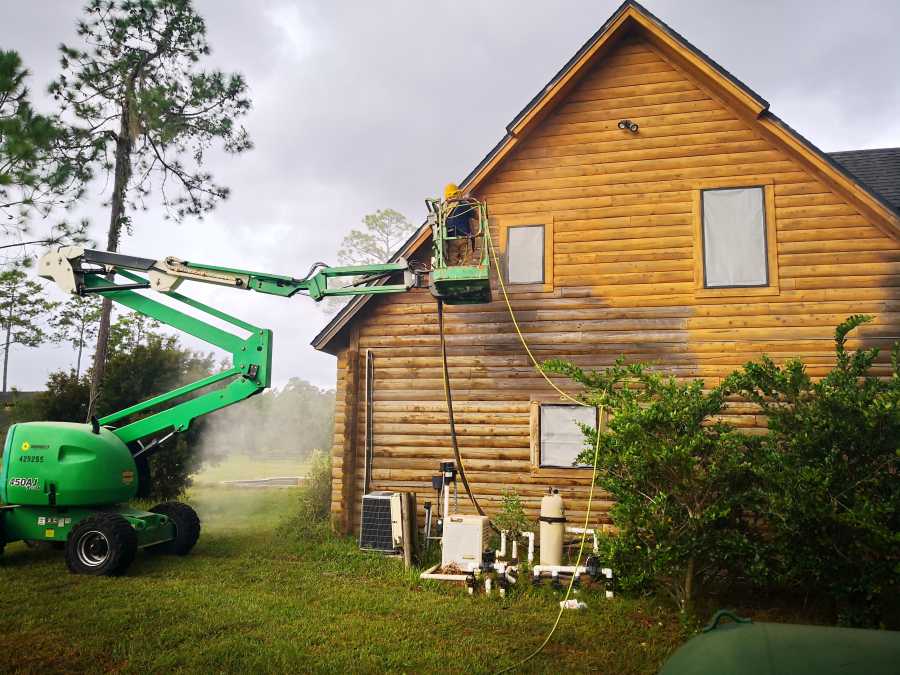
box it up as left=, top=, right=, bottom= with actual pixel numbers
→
left=444, top=183, right=460, bottom=200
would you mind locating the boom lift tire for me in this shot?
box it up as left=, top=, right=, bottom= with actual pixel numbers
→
left=65, top=513, right=138, bottom=576
left=149, top=502, right=200, bottom=555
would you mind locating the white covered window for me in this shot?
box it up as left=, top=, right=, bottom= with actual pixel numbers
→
left=507, top=224, right=545, bottom=284
left=701, top=187, right=768, bottom=288
left=539, top=404, right=597, bottom=468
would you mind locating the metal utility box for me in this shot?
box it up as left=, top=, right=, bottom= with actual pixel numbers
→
left=441, top=514, right=490, bottom=571
left=359, top=491, right=403, bottom=552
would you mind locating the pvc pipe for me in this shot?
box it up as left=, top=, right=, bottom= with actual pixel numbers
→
left=485, top=577, right=492, bottom=595
left=524, top=532, right=535, bottom=563
left=424, top=503, right=433, bottom=545
left=496, top=530, right=507, bottom=559
left=600, top=567, right=614, bottom=598
left=419, top=563, right=470, bottom=582
left=566, top=526, right=598, bottom=553
left=532, top=564, right=588, bottom=578
left=511, top=538, right=519, bottom=561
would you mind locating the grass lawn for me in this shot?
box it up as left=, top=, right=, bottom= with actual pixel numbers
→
left=0, top=487, right=687, bottom=674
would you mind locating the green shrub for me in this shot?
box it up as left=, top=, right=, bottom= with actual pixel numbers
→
left=292, top=450, right=333, bottom=533
left=492, top=489, right=533, bottom=541
left=725, top=315, right=900, bottom=626
left=544, top=358, right=765, bottom=611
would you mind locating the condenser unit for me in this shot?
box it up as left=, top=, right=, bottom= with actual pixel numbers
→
left=359, top=491, right=403, bottom=553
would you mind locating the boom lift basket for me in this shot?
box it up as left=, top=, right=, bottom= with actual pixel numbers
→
left=427, top=197, right=492, bottom=305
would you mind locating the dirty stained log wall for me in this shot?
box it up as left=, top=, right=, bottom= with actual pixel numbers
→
left=329, top=36, right=900, bottom=533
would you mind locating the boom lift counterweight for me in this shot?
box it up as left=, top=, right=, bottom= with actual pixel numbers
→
left=0, top=196, right=492, bottom=575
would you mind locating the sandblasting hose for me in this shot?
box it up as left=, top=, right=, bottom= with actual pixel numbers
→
left=437, top=298, right=485, bottom=517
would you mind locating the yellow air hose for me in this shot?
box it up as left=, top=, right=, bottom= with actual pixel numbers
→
left=432, top=213, right=605, bottom=670
left=483, top=231, right=605, bottom=673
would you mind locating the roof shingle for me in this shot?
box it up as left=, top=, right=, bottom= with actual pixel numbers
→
left=829, top=148, right=900, bottom=213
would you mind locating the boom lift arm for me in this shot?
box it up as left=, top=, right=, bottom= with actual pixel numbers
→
left=38, top=246, right=424, bottom=448
left=0, top=197, right=492, bottom=576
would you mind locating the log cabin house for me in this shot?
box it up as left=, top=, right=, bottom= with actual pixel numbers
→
left=313, top=1, right=900, bottom=534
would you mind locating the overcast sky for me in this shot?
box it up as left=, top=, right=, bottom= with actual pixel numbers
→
left=2, top=0, right=899, bottom=392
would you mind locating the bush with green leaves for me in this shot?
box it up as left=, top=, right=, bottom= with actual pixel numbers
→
left=492, top=489, right=533, bottom=541
left=543, top=358, right=764, bottom=611
left=293, top=450, right=333, bottom=531
left=725, top=315, right=900, bottom=625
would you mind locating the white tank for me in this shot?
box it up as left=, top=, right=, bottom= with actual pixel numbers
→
left=539, top=488, right=565, bottom=566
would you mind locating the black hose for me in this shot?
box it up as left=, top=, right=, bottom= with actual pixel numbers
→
left=436, top=298, right=485, bottom=517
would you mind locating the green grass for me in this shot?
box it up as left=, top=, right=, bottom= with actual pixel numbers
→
left=193, top=454, right=308, bottom=484
left=0, top=487, right=686, bottom=674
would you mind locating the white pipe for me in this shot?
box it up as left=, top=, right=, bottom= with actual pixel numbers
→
left=484, top=577, right=492, bottom=595
left=532, top=564, right=588, bottom=578
left=600, top=567, right=614, bottom=598
left=524, top=532, right=535, bottom=563
left=511, top=538, right=519, bottom=561
left=566, top=527, right=599, bottom=553
left=496, top=530, right=507, bottom=559
left=442, top=483, right=450, bottom=521
left=419, top=563, right=470, bottom=582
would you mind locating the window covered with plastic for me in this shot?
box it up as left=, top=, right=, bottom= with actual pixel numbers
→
left=539, top=404, right=596, bottom=467
left=702, top=187, right=768, bottom=287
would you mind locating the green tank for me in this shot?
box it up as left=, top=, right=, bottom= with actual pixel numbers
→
left=2, top=422, right=137, bottom=506
left=659, top=610, right=900, bottom=675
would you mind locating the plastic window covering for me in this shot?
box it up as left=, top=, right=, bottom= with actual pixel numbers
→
left=507, top=225, right=544, bottom=284
left=540, top=404, right=596, bottom=467
left=702, top=187, right=767, bottom=287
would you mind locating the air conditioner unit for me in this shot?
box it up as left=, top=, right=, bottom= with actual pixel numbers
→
left=442, top=514, right=491, bottom=571
left=359, top=491, right=403, bottom=553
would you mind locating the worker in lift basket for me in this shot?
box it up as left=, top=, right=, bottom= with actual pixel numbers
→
left=443, top=183, right=473, bottom=265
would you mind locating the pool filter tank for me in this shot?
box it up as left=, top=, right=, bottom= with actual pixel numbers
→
left=539, top=489, right=565, bottom=566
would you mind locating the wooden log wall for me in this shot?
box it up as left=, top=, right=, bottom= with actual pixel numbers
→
left=329, top=36, right=900, bottom=534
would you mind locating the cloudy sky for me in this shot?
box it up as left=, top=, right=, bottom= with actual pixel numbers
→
left=2, top=0, right=899, bottom=392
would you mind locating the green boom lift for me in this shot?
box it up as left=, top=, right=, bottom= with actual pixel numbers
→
left=0, top=197, right=492, bottom=575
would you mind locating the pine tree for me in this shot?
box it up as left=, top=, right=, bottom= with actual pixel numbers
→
left=324, top=209, right=416, bottom=314
left=0, top=50, right=96, bottom=250
left=51, top=294, right=102, bottom=377
left=337, top=209, right=417, bottom=266
left=49, top=0, right=253, bottom=417
left=0, top=265, right=58, bottom=392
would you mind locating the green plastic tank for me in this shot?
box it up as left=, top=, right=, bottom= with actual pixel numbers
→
left=660, top=610, right=900, bottom=675
left=1, top=422, right=137, bottom=506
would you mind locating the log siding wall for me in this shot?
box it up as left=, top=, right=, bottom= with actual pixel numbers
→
left=329, top=37, right=900, bottom=533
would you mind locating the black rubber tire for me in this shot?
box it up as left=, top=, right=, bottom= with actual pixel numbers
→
left=149, top=502, right=200, bottom=555
left=65, top=513, right=138, bottom=576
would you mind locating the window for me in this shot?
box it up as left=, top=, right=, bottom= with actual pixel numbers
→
left=701, top=187, right=768, bottom=288
left=538, top=404, right=597, bottom=468
left=506, top=224, right=545, bottom=284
